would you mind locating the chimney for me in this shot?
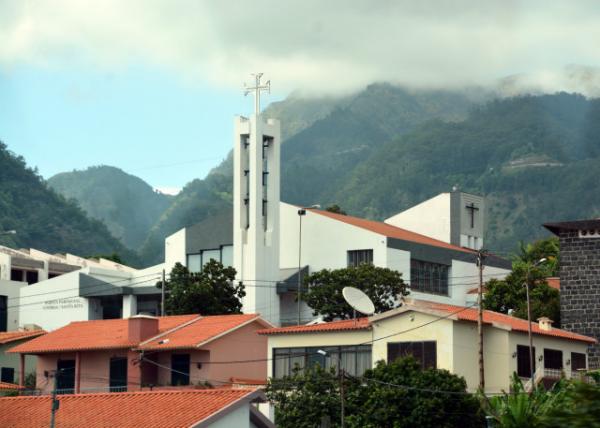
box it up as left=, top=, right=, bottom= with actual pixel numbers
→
left=538, top=317, right=553, bottom=331
left=128, top=315, right=159, bottom=342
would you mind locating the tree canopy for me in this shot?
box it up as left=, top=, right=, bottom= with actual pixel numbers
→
left=483, top=237, right=561, bottom=324
left=266, top=357, right=483, bottom=428
left=302, top=264, right=408, bottom=321
left=162, top=261, right=245, bottom=315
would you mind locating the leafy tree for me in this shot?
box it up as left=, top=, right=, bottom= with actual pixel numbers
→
left=267, top=357, right=482, bottom=428
left=302, top=264, right=408, bottom=321
left=484, top=373, right=567, bottom=428
left=161, top=261, right=245, bottom=315
left=483, top=244, right=560, bottom=324
left=542, top=372, right=600, bottom=428
left=515, top=237, right=559, bottom=277
left=325, top=204, right=347, bottom=215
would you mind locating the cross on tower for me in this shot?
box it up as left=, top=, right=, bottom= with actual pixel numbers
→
left=243, top=73, right=270, bottom=116
left=465, top=202, right=479, bottom=228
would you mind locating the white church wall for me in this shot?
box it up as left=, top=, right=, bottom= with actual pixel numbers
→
left=385, top=247, right=411, bottom=276
left=384, top=193, right=451, bottom=243
left=280, top=203, right=388, bottom=272
left=165, top=228, right=186, bottom=273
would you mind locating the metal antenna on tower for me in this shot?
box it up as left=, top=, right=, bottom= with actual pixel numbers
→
left=243, top=73, right=270, bottom=115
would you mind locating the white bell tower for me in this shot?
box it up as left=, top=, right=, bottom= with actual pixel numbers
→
left=233, top=74, right=281, bottom=325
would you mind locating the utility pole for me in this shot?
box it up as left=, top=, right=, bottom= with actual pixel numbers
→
left=50, top=369, right=61, bottom=428
left=297, top=208, right=306, bottom=325
left=340, top=368, right=345, bottom=428
left=477, top=249, right=488, bottom=391
left=524, top=258, right=546, bottom=390
left=161, top=269, right=166, bottom=316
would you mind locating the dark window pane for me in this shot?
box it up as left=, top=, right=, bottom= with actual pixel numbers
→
left=171, top=354, right=190, bottom=386
left=56, top=360, right=76, bottom=394
left=544, top=349, right=563, bottom=370
left=347, top=250, right=373, bottom=267
left=10, top=269, right=22, bottom=282
left=1, top=367, right=15, bottom=383
left=0, top=296, right=7, bottom=332
left=109, top=357, right=128, bottom=392
left=25, top=271, right=38, bottom=285
left=571, top=352, right=586, bottom=371
left=517, top=345, right=536, bottom=378
left=388, top=341, right=436, bottom=369
left=410, top=260, right=449, bottom=295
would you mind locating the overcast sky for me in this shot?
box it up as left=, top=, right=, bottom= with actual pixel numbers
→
left=1, top=1, right=599, bottom=190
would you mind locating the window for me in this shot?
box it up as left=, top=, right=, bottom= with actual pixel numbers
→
left=56, top=360, right=76, bottom=394
left=516, top=345, right=536, bottom=378
left=25, top=271, right=39, bottom=285
left=171, top=354, right=190, bottom=386
left=10, top=269, right=23, bottom=282
left=387, top=341, right=437, bottom=369
left=109, top=357, right=128, bottom=392
left=544, top=349, right=563, bottom=370
left=1, top=367, right=15, bottom=384
left=571, top=352, right=587, bottom=372
left=410, top=260, right=449, bottom=295
left=273, top=346, right=372, bottom=378
left=0, top=296, right=7, bottom=332
left=347, top=250, right=373, bottom=267
left=187, top=247, right=233, bottom=273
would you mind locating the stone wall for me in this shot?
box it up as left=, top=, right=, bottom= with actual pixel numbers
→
left=559, top=229, right=600, bottom=368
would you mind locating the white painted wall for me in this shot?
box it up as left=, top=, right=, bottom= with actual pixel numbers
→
left=384, top=193, right=451, bottom=243
left=165, top=228, right=186, bottom=273
left=18, top=271, right=90, bottom=331
left=205, top=404, right=251, bottom=428
left=0, top=280, right=25, bottom=331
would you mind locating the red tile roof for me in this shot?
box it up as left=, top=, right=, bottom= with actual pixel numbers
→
left=0, top=381, right=22, bottom=391
left=9, top=315, right=198, bottom=354
left=0, top=389, right=262, bottom=428
left=412, top=301, right=596, bottom=344
left=138, top=314, right=266, bottom=350
left=309, top=209, right=476, bottom=254
left=258, top=317, right=371, bottom=335
left=546, top=277, right=560, bottom=290
left=0, top=330, right=46, bottom=345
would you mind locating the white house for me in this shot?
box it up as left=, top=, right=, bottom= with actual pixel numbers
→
left=163, top=83, right=511, bottom=326
left=258, top=299, right=596, bottom=394
left=1, top=246, right=165, bottom=332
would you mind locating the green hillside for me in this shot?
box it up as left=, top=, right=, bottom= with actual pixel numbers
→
left=0, top=143, right=139, bottom=264
left=48, top=166, right=172, bottom=250
left=331, top=93, right=600, bottom=250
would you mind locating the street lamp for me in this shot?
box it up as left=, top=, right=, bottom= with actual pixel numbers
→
left=317, top=349, right=344, bottom=428
left=297, top=205, right=320, bottom=325
left=525, top=257, right=547, bottom=381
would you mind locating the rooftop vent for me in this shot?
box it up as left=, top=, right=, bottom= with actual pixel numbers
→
left=538, top=317, right=553, bottom=331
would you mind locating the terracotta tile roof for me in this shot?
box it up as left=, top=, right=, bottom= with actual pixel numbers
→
left=138, top=314, right=265, bottom=350
left=9, top=315, right=198, bottom=354
left=0, top=381, right=23, bottom=391
left=309, top=209, right=476, bottom=254
left=413, top=301, right=596, bottom=344
left=258, top=318, right=371, bottom=335
left=0, top=330, right=46, bottom=345
left=0, top=389, right=263, bottom=428
left=546, top=277, right=560, bottom=290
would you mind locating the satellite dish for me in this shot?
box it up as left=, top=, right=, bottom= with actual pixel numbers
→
left=342, top=287, right=375, bottom=316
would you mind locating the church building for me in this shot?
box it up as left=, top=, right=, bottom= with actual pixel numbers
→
left=164, top=76, right=511, bottom=326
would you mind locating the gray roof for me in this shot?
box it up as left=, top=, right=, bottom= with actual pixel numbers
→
left=544, top=219, right=600, bottom=235
left=185, top=210, right=233, bottom=254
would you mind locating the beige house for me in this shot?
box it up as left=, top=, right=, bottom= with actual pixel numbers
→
left=0, top=330, right=46, bottom=386
left=258, top=299, right=596, bottom=394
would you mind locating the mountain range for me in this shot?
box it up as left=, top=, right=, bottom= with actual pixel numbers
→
left=4, top=83, right=600, bottom=267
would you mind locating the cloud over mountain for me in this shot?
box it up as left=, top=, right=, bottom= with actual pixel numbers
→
left=1, top=1, right=600, bottom=94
